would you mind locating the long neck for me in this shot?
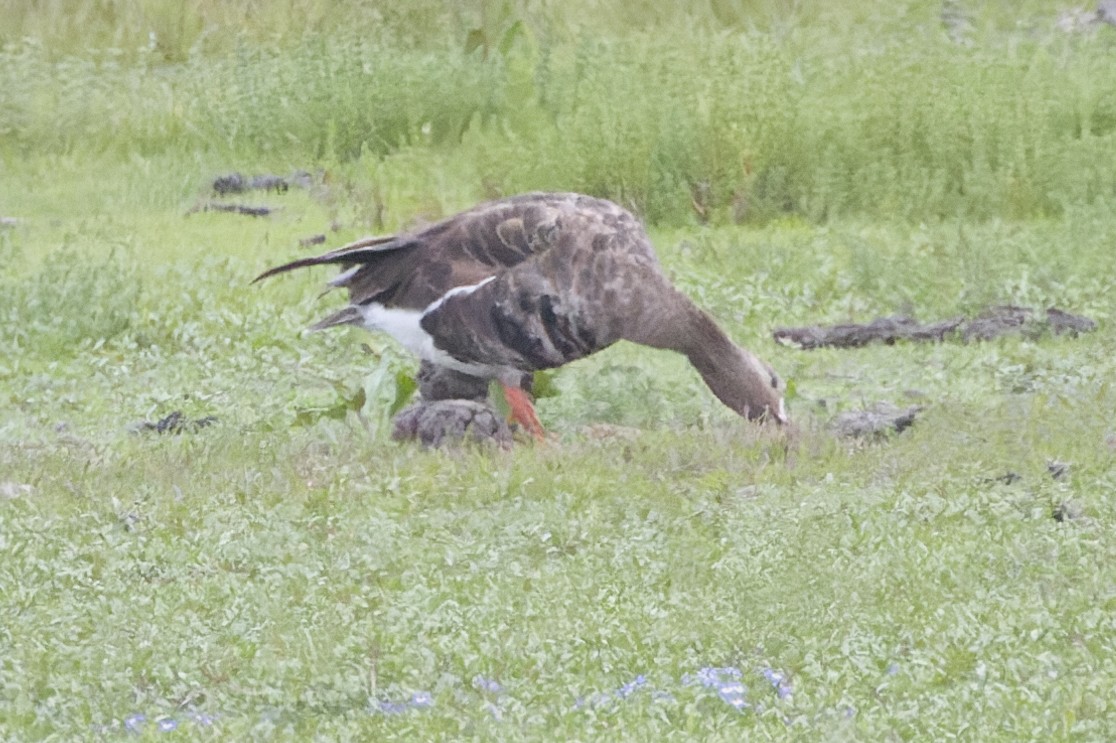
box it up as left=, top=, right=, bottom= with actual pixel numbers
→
left=675, top=307, right=787, bottom=424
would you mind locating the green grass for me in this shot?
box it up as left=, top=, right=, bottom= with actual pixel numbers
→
left=5, top=2, right=1116, bottom=223
left=2, top=1, right=1116, bottom=739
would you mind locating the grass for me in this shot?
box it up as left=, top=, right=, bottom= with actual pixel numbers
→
left=6, top=2, right=1116, bottom=222
left=2, top=1, right=1116, bottom=739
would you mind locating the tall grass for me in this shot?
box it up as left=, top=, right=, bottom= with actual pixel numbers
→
left=3, top=1, right=1116, bottom=224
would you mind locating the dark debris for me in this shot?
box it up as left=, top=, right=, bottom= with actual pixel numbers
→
left=133, top=411, right=218, bottom=435
left=1045, top=308, right=1097, bottom=336
left=774, top=306, right=1096, bottom=350
left=775, top=316, right=961, bottom=349
left=212, top=171, right=312, bottom=195
left=189, top=202, right=275, bottom=218
left=983, top=471, right=1023, bottom=486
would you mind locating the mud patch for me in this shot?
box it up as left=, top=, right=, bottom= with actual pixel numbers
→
left=774, top=306, right=1096, bottom=350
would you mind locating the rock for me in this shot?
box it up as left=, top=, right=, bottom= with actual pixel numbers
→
left=832, top=403, right=922, bottom=438
left=1046, top=459, right=1071, bottom=481
left=392, top=399, right=512, bottom=448
left=1101, top=0, right=1116, bottom=24
left=388, top=363, right=539, bottom=448
left=1052, top=500, right=1084, bottom=522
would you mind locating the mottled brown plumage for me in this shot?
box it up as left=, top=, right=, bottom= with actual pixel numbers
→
left=255, top=192, right=787, bottom=429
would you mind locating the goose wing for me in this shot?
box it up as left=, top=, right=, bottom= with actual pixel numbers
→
left=255, top=192, right=661, bottom=373
left=254, top=192, right=607, bottom=311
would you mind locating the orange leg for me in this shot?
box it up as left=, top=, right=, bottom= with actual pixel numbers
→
left=501, top=383, right=545, bottom=441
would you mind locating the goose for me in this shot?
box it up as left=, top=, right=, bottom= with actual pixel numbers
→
left=254, top=192, right=787, bottom=438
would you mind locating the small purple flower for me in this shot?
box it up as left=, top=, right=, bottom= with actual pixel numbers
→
left=410, top=691, right=433, bottom=708
left=682, top=667, right=751, bottom=712
left=156, top=717, right=178, bottom=733
left=616, top=674, right=648, bottom=699
left=886, top=662, right=900, bottom=676
left=472, top=675, right=504, bottom=694
left=684, top=666, right=743, bottom=689
left=717, top=681, right=749, bottom=711
left=123, top=713, right=146, bottom=733
left=761, top=667, right=793, bottom=700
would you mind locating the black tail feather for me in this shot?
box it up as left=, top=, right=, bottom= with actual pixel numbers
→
left=252, top=234, right=411, bottom=284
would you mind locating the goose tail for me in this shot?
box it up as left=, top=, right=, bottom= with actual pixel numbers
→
left=252, top=234, right=409, bottom=284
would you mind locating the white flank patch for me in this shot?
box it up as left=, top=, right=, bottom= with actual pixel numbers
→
left=356, top=276, right=499, bottom=377
left=357, top=304, right=432, bottom=357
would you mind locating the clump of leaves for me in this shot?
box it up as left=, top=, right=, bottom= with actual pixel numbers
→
left=294, top=356, right=420, bottom=428
left=294, top=380, right=367, bottom=427
left=0, top=244, right=138, bottom=353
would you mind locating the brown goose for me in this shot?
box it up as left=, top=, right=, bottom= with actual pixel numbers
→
left=254, top=192, right=787, bottom=437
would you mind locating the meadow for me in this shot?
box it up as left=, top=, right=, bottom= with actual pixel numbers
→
left=1, top=1, right=1115, bottom=739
